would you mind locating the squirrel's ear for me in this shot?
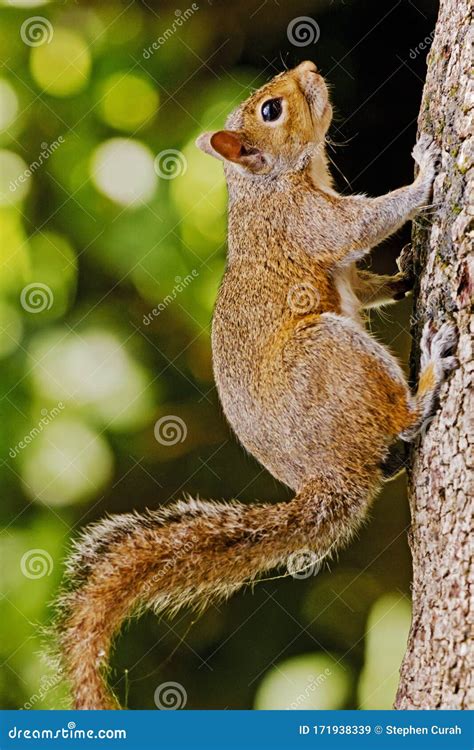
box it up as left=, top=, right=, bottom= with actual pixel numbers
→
left=196, top=130, right=242, bottom=160
left=195, top=130, right=270, bottom=173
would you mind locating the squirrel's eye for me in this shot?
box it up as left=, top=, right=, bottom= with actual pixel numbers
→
left=261, top=98, right=283, bottom=122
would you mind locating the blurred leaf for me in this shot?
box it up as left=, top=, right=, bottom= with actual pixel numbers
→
left=254, top=653, right=352, bottom=710
left=96, top=72, right=159, bottom=132
left=357, top=593, right=411, bottom=709
left=28, top=326, right=158, bottom=432
left=20, top=414, right=114, bottom=506
left=0, top=208, right=30, bottom=291
left=30, top=28, right=91, bottom=98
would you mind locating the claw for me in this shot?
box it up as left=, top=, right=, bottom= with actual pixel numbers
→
left=431, top=322, right=458, bottom=358
left=412, top=134, right=440, bottom=176
left=420, top=320, right=458, bottom=374
left=396, top=244, right=413, bottom=275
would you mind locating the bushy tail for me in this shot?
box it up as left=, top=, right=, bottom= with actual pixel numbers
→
left=56, top=476, right=375, bottom=709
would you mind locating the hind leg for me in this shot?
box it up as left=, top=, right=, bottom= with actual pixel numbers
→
left=399, top=321, right=457, bottom=441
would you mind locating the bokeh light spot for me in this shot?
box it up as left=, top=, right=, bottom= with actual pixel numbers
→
left=170, top=138, right=226, bottom=254
left=98, top=73, right=159, bottom=131
left=0, top=209, right=30, bottom=293
left=29, top=327, right=156, bottom=431
left=357, top=594, right=411, bottom=709
left=7, top=1, right=49, bottom=6
left=21, top=416, right=114, bottom=506
left=25, top=231, right=77, bottom=320
left=0, top=150, right=31, bottom=205
left=254, top=653, right=351, bottom=710
left=0, top=79, right=19, bottom=132
left=90, top=138, right=157, bottom=207
left=30, top=28, right=91, bottom=97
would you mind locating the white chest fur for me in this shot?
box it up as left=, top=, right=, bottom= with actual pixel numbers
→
left=333, top=263, right=361, bottom=321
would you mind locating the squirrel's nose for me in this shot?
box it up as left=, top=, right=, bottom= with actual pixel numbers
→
left=295, top=61, right=318, bottom=75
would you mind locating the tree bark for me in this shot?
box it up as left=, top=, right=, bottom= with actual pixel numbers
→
left=395, top=0, right=473, bottom=710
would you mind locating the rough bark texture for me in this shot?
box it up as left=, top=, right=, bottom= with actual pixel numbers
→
left=395, top=0, right=473, bottom=710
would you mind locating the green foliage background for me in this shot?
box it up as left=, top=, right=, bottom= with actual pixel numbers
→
left=0, top=0, right=437, bottom=710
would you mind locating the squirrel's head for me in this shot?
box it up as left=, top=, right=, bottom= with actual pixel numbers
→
left=196, top=61, right=332, bottom=178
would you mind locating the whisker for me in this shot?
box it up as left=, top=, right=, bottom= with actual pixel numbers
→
left=326, top=151, right=353, bottom=190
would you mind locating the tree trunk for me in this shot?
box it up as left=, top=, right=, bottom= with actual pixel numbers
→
left=395, top=0, right=473, bottom=710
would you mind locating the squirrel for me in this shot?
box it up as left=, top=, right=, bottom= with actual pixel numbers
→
left=55, top=61, right=457, bottom=709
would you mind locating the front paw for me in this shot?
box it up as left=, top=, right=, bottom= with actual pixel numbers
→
left=396, top=243, right=414, bottom=276
left=389, top=272, right=413, bottom=301
left=412, top=133, right=441, bottom=198
left=412, top=133, right=440, bottom=178
left=411, top=135, right=440, bottom=208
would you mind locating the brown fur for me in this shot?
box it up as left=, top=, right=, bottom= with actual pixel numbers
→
left=56, top=62, right=456, bottom=709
